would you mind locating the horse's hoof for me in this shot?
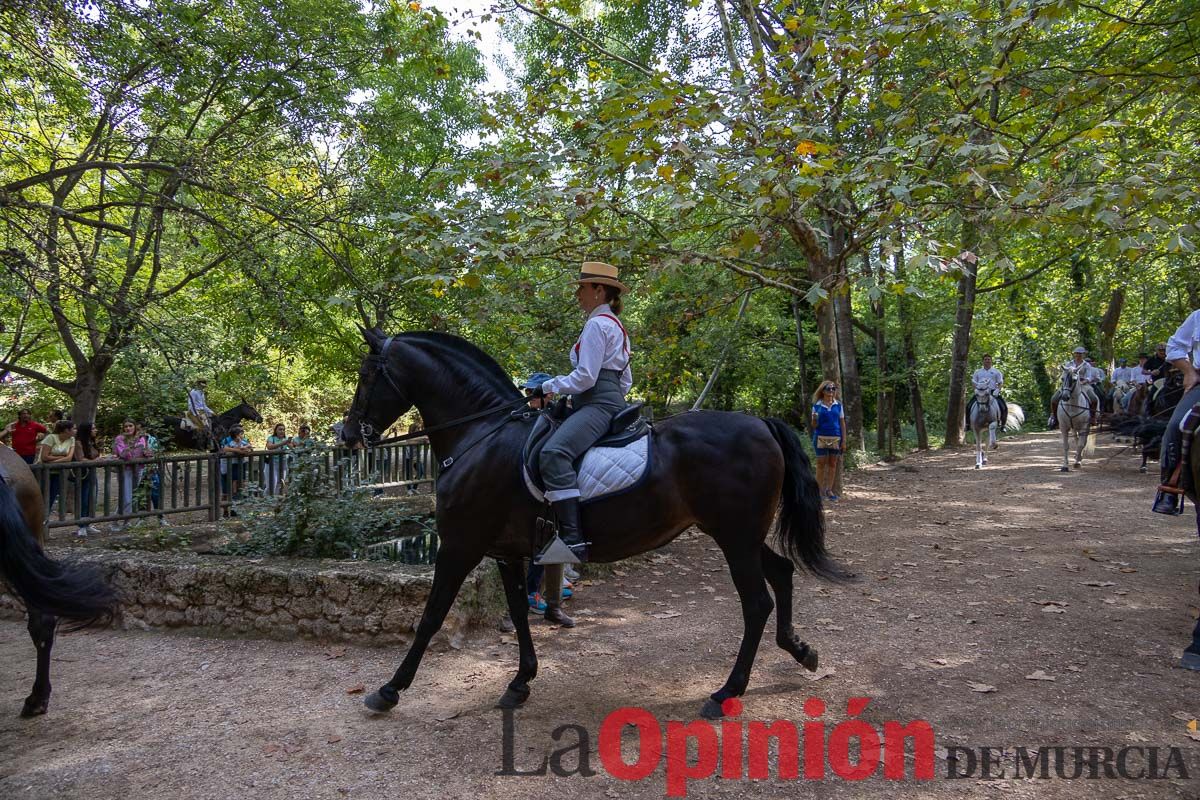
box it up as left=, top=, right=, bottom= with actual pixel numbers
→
left=496, top=686, right=530, bottom=710
left=1140, top=466, right=1148, bottom=474
left=1060, top=466, right=1070, bottom=472
left=19, top=700, right=47, bottom=718
left=974, top=465, right=980, bottom=470
left=800, top=647, right=819, bottom=672
left=364, top=690, right=399, bottom=714
left=700, top=699, right=725, bottom=719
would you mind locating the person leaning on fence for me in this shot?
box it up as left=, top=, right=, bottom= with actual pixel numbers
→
left=520, top=371, right=576, bottom=628
left=811, top=380, right=845, bottom=502
left=72, top=422, right=104, bottom=537
left=36, top=419, right=78, bottom=517
left=113, top=420, right=150, bottom=529
left=1, top=409, right=48, bottom=464
left=141, top=423, right=168, bottom=526
left=219, top=426, right=253, bottom=515
left=265, top=423, right=291, bottom=496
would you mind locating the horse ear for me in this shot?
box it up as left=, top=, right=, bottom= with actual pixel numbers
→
left=358, top=325, right=383, bottom=352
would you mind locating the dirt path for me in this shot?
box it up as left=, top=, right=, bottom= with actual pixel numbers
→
left=2, top=432, right=1199, bottom=799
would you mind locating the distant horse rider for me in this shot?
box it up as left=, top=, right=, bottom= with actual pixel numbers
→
left=1049, top=347, right=1101, bottom=428
left=533, top=261, right=633, bottom=565
left=187, top=378, right=215, bottom=440
left=967, top=353, right=1007, bottom=433
left=1152, top=309, right=1200, bottom=515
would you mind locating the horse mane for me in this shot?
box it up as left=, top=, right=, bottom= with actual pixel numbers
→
left=397, top=331, right=520, bottom=402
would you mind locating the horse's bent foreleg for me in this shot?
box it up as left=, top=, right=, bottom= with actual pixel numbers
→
left=21, top=609, right=56, bottom=717
left=760, top=545, right=817, bottom=670
left=365, top=547, right=481, bottom=713
left=702, top=544, right=774, bottom=719
left=1060, top=428, right=1071, bottom=472
left=494, top=558, right=538, bottom=709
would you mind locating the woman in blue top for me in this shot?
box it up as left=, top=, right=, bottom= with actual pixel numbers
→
left=810, top=380, right=845, bottom=501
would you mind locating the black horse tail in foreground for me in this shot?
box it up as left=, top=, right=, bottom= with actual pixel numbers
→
left=0, top=445, right=118, bottom=716
left=0, top=485, right=116, bottom=628
left=343, top=329, right=847, bottom=719
left=763, top=417, right=841, bottom=579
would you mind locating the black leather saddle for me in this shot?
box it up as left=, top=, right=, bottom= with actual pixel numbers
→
left=522, top=402, right=651, bottom=494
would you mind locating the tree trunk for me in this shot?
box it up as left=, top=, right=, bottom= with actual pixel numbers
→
left=813, top=297, right=842, bottom=387
left=833, top=286, right=864, bottom=448
left=869, top=249, right=890, bottom=452
left=69, top=357, right=113, bottom=423
left=1097, top=287, right=1125, bottom=365
left=791, top=296, right=811, bottom=421
left=892, top=226, right=928, bottom=449
left=944, top=218, right=980, bottom=447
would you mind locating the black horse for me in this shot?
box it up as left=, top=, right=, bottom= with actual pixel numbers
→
left=161, top=401, right=263, bottom=451
left=341, top=329, right=843, bottom=719
left=0, top=444, right=118, bottom=716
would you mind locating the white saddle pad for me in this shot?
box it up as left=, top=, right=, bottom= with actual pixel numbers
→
left=523, top=435, right=649, bottom=504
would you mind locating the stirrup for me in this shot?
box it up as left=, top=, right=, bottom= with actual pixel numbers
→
left=534, top=534, right=584, bottom=566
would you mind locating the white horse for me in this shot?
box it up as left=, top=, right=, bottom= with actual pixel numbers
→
left=1056, top=363, right=1096, bottom=471
left=1111, top=378, right=1133, bottom=414
left=969, top=385, right=1001, bottom=469
left=968, top=386, right=1024, bottom=468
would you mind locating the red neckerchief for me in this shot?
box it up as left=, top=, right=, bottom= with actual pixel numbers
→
left=575, top=313, right=629, bottom=356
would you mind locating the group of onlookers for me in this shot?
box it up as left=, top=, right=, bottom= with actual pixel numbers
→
left=2, top=410, right=166, bottom=536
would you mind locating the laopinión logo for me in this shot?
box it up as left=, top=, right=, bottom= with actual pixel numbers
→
left=499, top=697, right=936, bottom=797
left=498, top=699, right=1196, bottom=797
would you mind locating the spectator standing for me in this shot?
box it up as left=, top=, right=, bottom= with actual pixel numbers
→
left=219, top=426, right=253, bottom=515
left=73, top=422, right=104, bottom=537
left=36, top=420, right=78, bottom=515
left=810, top=380, right=846, bottom=502
left=113, top=420, right=150, bottom=528
left=2, top=410, right=48, bottom=464
left=265, top=423, right=291, bottom=495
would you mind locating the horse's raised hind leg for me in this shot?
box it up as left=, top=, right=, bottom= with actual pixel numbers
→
left=494, top=558, right=538, bottom=710
left=21, top=609, right=57, bottom=718
left=701, top=544, right=774, bottom=720
left=759, top=546, right=818, bottom=671
left=365, top=546, right=482, bottom=714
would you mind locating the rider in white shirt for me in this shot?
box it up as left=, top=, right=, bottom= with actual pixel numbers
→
left=187, top=378, right=215, bottom=432
left=1049, top=346, right=1100, bottom=427
left=967, top=354, right=1007, bottom=430
left=1153, top=309, right=1200, bottom=516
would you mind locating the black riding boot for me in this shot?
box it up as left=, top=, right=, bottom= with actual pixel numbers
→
left=555, top=497, right=589, bottom=562
left=1153, top=440, right=1185, bottom=516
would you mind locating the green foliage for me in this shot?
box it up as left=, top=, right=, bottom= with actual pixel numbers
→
left=222, top=448, right=427, bottom=559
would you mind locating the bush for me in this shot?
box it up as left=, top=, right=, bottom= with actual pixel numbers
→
left=222, top=447, right=427, bottom=559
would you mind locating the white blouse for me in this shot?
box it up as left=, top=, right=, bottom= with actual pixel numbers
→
left=541, top=304, right=633, bottom=397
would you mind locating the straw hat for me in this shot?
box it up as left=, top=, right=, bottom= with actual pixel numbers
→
left=570, top=261, right=629, bottom=294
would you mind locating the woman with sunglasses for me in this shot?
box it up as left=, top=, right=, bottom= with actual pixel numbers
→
left=810, top=381, right=845, bottom=501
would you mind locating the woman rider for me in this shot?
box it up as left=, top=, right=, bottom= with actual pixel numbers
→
left=534, top=261, right=632, bottom=565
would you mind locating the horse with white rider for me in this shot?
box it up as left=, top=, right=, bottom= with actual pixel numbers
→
left=1048, top=346, right=1103, bottom=428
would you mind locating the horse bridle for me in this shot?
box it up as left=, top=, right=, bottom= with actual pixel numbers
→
left=349, top=335, right=537, bottom=467
left=352, top=336, right=409, bottom=442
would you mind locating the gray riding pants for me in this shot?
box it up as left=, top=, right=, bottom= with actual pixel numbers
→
left=540, top=370, right=624, bottom=502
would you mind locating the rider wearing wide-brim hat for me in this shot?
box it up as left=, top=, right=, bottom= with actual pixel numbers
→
left=533, top=261, right=632, bottom=564
left=1049, top=346, right=1102, bottom=428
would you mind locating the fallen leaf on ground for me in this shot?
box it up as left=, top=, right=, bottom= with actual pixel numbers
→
left=345, top=684, right=365, bottom=694
left=651, top=611, right=682, bottom=619
left=1025, top=670, right=1055, bottom=681
left=1081, top=581, right=1116, bottom=588
left=327, top=736, right=343, bottom=744
left=802, top=666, right=836, bottom=682
left=1171, top=711, right=1196, bottom=722
left=324, top=647, right=347, bottom=660
left=1042, top=606, right=1066, bottom=614
left=967, top=682, right=997, bottom=693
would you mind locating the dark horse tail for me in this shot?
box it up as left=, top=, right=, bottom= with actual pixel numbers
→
left=0, top=480, right=118, bottom=630
left=763, top=418, right=846, bottom=580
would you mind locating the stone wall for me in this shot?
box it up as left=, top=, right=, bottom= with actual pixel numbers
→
left=0, top=549, right=505, bottom=647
